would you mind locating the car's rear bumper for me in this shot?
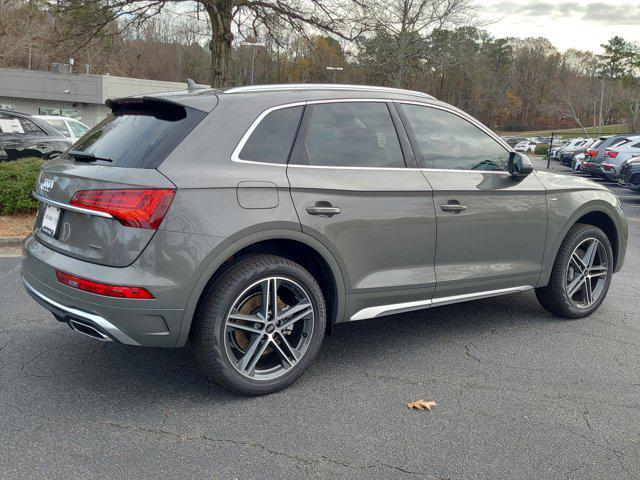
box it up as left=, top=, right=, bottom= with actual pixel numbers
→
left=20, top=233, right=210, bottom=347
left=581, top=165, right=603, bottom=176
left=22, top=276, right=141, bottom=345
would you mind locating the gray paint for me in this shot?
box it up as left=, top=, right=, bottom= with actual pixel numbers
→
left=21, top=85, right=629, bottom=348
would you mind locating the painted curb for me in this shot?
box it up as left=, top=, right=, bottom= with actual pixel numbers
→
left=0, top=236, right=24, bottom=247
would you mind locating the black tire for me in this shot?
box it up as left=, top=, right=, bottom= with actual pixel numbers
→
left=535, top=223, right=613, bottom=318
left=193, top=254, right=326, bottom=395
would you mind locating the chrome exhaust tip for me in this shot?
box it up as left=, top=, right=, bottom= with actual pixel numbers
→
left=68, top=319, right=113, bottom=342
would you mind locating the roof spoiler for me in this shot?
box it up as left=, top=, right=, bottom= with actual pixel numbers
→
left=105, top=97, right=186, bottom=121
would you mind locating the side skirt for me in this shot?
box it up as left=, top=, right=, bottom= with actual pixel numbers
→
left=349, top=285, right=533, bottom=321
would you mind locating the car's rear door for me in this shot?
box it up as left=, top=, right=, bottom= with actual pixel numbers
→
left=397, top=102, right=547, bottom=299
left=286, top=100, right=437, bottom=321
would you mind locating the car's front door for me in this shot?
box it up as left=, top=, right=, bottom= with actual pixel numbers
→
left=398, top=102, right=547, bottom=299
left=287, top=100, right=437, bottom=321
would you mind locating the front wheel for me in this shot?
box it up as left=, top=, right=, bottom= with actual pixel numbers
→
left=193, top=255, right=326, bottom=395
left=536, top=224, right=613, bottom=318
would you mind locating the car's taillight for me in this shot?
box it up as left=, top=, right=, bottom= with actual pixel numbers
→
left=602, top=164, right=615, bottom=171
left=605, top=151, right=619, bottom=158
left=56, top=271, right=154, bottom=299
left=582, top=162, right=594, bottom=167
left=70, top=188, right=175, bottom=229
left=585, top=150, right=597, bottom=157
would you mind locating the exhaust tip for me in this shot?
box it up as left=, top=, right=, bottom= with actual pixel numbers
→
left=68, top=319, right=113, bottom=342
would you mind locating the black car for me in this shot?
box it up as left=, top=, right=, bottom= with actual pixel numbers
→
left=0, top=110, right=73, bottom=161
left=620, top=158, right=640, bottom=191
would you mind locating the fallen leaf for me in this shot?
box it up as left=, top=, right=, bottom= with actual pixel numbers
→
left=407, top=400, right=437, bottom=411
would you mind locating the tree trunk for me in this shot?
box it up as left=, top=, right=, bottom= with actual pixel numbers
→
left=204, top=0, right=234, bottom=88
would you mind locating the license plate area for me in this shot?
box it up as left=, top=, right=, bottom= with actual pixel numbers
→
left=41, top=205, right=61, bottom=237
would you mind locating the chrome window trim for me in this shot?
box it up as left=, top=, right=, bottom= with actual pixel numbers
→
left=32, top=191, right=114, bottom=219
left=349, top=286, right=533, bottom=321
left=231, top=98, right=514, bottom=175
left=22, top=277, right=140, bottom=346
left=231, top=98, right=394, bottom=166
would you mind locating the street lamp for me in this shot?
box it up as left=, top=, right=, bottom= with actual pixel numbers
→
left=326, top=66, right=344, bottom=84
left=241, top=42, right=265, bottom=85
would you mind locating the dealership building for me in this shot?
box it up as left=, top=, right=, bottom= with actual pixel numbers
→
left=0, top=68, right=186, bottom=127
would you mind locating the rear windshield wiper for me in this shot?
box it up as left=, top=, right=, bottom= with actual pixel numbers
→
left=68, top=150, right=112, bottom=163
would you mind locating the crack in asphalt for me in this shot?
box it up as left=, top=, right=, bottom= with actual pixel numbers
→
left=463, top=345, right=482, bottom=363
left=557, top=423, right=632, bottom=479
left=0, top=399, right=443, bottom=478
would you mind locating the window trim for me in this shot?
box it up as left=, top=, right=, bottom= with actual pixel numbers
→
left=230, top=98, right=514, bottom=174
left=236, top=103, right=305, bottom=166
left=396, top=101, right=512, bottom=174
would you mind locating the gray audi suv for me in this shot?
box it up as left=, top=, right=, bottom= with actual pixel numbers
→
left=21, top=84, right=628, bottom=395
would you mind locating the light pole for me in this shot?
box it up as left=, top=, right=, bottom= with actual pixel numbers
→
left=326, top=66, right=343, bottom=84
left=241, top=42, right=265, bottom=85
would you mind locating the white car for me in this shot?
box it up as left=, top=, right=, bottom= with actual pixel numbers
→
left=35, top=115, right=90, bottom=142
left=551, top=138, right=590, bottom=160
left=514, top=141, right=539, bottom=153
left=573, top=153, right=586, bottom=171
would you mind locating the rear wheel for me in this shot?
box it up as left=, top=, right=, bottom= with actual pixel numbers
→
left=536, top=224, right=613, bottom=318
left=194, top=255, right=326, bottom=395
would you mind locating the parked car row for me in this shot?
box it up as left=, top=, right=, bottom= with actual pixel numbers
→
left=0, top=109, right=89, bottom=161
left=550, top=133, right=640, bottom=193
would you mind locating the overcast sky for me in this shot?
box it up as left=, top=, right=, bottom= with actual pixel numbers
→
left=478, top=0, right=640, bottom=52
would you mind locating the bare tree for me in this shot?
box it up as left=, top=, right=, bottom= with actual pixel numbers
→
left=370, top=0, right=476, bottom=86
left=51, top=0, right=369, bottom=87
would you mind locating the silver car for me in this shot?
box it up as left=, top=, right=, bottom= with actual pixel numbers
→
left=22, top=84, right=628, bottom=395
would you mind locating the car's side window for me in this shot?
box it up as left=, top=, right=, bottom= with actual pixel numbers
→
left=299, top=102, right=405, bottom=168
left=0, top=115, right=25, bottom=134
left=48, top=119, right=71, bottom=137
left=400, top=104, right=510, bottom=171
left=239, top=106, right=303, bottom=164
left=69, top=121, right=89, bottom=138
left=18, top=118, right=46, bottom=135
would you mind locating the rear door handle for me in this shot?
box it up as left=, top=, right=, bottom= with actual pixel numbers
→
left=440, top=203, right=467, bottom=213
left=306, top=205, right=341, bottom=217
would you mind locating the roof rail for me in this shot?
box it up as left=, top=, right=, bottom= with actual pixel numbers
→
left=224, top=83, right=435, bottom=100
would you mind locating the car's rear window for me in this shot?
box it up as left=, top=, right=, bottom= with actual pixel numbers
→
left=69, top=99, right=207, bottom=168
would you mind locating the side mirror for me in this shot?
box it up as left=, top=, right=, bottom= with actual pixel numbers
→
left=508, top=152, right=534, bottom=177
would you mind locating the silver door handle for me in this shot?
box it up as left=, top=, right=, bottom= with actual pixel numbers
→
left=306, top=206, right=341, bottom=216
left=440, top=204, right=467, bottom=213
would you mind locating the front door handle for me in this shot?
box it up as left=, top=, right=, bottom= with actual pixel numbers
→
left=306, top=203, right=341, bottom=217
left=440, top=202, right=467, bottom=213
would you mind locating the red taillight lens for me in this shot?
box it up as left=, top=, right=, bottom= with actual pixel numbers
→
left=602, top=164, right=614, bottom=171
left=70, top=189, right=175, bottom=229
left=605, top=151, right=619, bottom=158
left=56, top=271, right=154, bottom=299
left=585, top=150, right=597, bottom=157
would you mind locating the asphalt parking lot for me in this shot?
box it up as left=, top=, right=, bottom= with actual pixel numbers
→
left=1, top=158, right=639, bottom=479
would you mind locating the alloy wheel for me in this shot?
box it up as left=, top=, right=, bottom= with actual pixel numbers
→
left=223, top=276, right=315, bottom=380
left=564, top=237, right=609, bottom=308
